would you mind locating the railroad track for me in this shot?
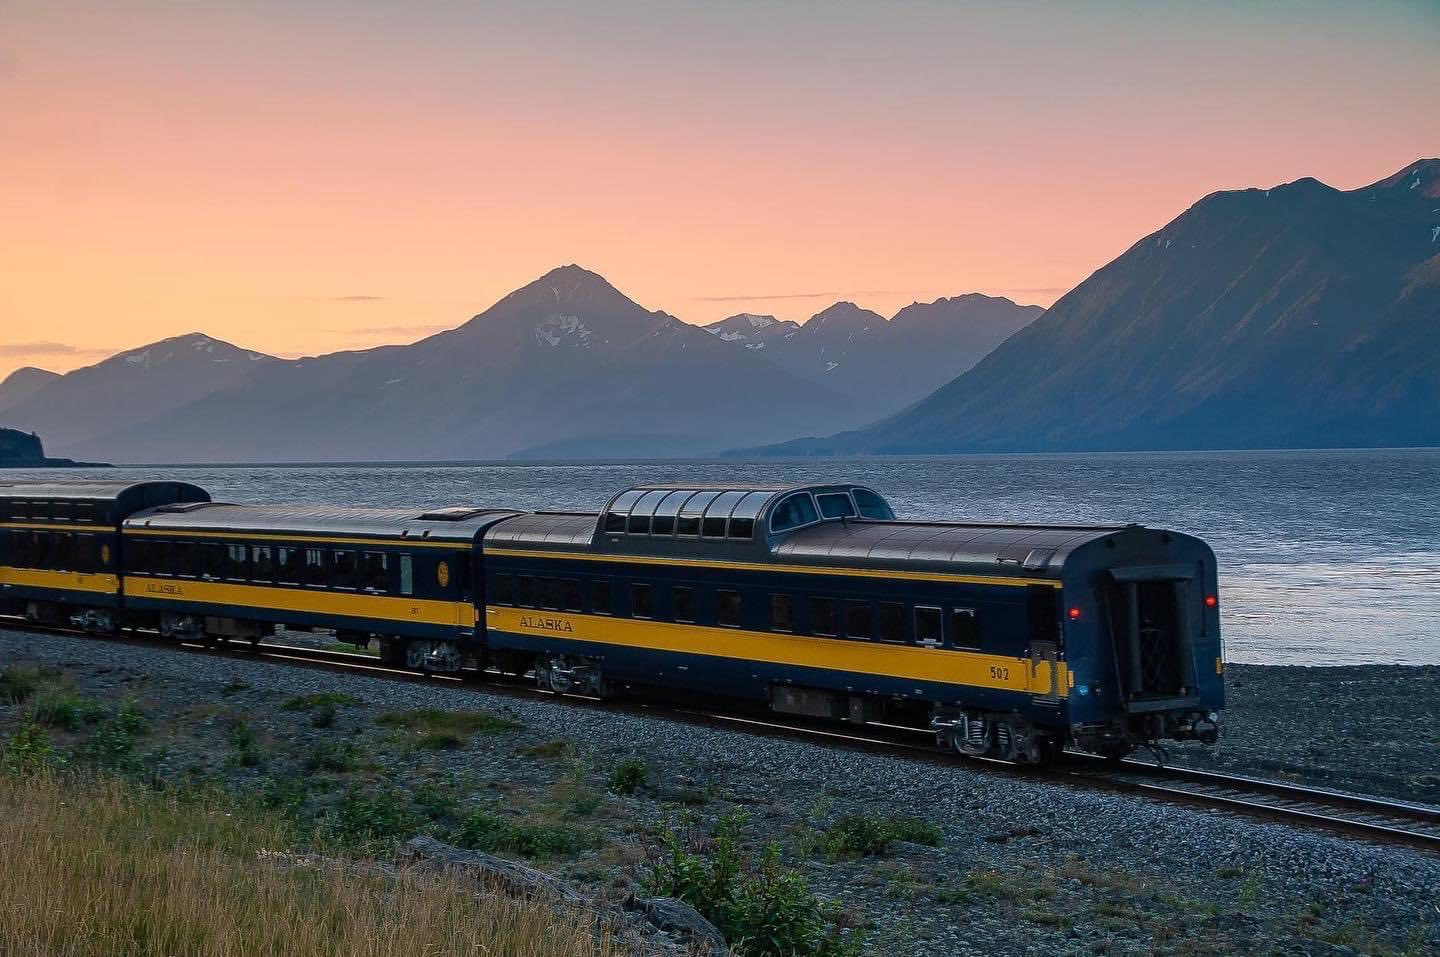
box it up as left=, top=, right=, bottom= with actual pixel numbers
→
left=5, top=621, right=1439, bottom=853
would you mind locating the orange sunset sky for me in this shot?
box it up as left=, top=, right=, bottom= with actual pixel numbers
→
left=3, top=0, right=1438, bottom=381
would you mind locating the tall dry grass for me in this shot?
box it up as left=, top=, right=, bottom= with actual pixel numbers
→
left=0, top=771, right=622, bottom=956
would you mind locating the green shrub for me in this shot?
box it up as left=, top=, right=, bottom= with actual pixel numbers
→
left=520, top=740, right=571, bottom=759
left=413, top=780, right=460, bottom=821
left=607, top=758, right=648, bottom=795
left=31, top=691, right=106, bottom=732
left=376, top=707, right=520, bottom=738
left=644, top=814, right=861, bottom=957
left=255, top=775, right=309, bottom=813
left=816, top=812, right=943, bottom=859
left=224, top=720, right=262, bottom=769
left=453, top=808, right=586, bottom=859
left=324, top=788, right=422, bottom=846
left=1, top=720, right=53, bottom=773
left=74, top=719, right=142, bottom=775
left=0, top=666, right=44, bottom=705
left=303, top=740, right=363, bottom=773
left=113, top=699, right=147, bottom=736
left=281, top=692, right=356, bottom=712
left=219, top=678, right=251, bottom=696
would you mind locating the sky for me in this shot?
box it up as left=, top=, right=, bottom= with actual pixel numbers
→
left=2, top=0, right=1438, bottom=381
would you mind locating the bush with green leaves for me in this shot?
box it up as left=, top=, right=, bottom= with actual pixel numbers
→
left=2, top=720, right=54, bottom=773
left=645, top=814, right=861, bottom=957
left=453, top=808, right=587, bottom=859
left=608, top=758, right=648, bottom=795
left=323, top=788, right=423, bottom=846
left=31, top=691, right=107, bottom=732
left=816, top=812, right=942, bottom=859
left=0, top=665, right=50, bottom=705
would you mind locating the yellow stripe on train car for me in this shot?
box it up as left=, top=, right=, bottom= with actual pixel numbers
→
left=122, top=576, right=470, bottom=627
left=121, top=528, right=465, bottom=551
left=485, top=605, right=1067, bottom=697
left=0, top=566, right=119, bottom=595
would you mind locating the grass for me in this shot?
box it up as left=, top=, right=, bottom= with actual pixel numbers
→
left=0, top=770, right=620, bottom=956
left=0, top=664, right=56, bottom=705
left=453, top=808, right=590, bottom=859
left=30, top=690, right=107, bottom=732
left=815, top=812, right=943, bottom=859
left=282, top=692, right=357, bottom=712
left=376, top=708, right=521, bottom=748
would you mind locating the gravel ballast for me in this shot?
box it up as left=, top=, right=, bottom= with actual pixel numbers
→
left=2, top=626, right=1437, bottom=957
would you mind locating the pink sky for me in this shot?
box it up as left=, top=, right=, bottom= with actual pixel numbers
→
left=2, top=1, right=1437, bottom=380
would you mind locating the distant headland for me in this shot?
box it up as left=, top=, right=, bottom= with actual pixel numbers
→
left=0, top=427, right=108, bottom=468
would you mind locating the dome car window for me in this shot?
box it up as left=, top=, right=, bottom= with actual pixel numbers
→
left=628, top=490, right=670, bottom=534
left=816, top=493, right=856, bottom=520
left=852, top=488, right=894, bottom=520
left=651, top=490, right=695, bottom=537
left=677, top=491, right=722, bottom=537
left=769, top=493, right=818, bottom=533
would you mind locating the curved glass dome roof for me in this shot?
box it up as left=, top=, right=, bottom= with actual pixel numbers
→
left=597, top=484, right=894, bottom=542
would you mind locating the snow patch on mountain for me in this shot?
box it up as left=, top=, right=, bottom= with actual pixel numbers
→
left=535, top=314, right=594, bottom=348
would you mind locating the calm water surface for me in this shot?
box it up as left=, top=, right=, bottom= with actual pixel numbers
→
left=10, top=450, right=1438, bottom=666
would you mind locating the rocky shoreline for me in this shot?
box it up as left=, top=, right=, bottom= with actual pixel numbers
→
left=2, top=627, right=1437, bottom=956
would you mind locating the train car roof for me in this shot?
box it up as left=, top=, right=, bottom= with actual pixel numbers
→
left=485, top=511, right=600, bottom=550
left=125, top=502, right=521, bottom=544
left=773, top=519, right=1133, bottom=578
left=0, top=479, right=210, bottom=503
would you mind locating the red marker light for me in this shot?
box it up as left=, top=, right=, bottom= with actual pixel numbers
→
left=1204, top=595, right=1218, bottom=608
left=1067, top=607, right=1082, bottom=620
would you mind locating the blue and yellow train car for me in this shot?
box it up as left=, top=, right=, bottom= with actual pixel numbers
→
left=0, top=480, right=209, bottom=630
left=481, top=484, right=1222, bottom=761
left=120, top=502, right=518, bottom=669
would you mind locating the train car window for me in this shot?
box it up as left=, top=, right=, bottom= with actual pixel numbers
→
left=651, top=490, right=694, bottom=537
left=304, top=548, right=328, bottom=587
left=51, top=502, right=73, bottom=523
left=332, top=549, right=358, bottom=589
left=703, top=491, right=746, bottom=539
left=816, top=493, right=857, bottom=520
left=278, top=547, right=301, bottom=584
left=915, top=606, right=943, bottom=648
left=224, top=544, right=249, bottom=581
left=516, top=575, right=534, bottom=607
left=631, top=583, right=653, bottom=619
left=812, top=597, right=837, bottom=636
left=877, top=602, right=906, bottom=643
left=362, top=552, right=387, bottom=592
left=727, top=517, right=755, bottom=539
left=845, top=601, right=873, bottom=640
left=74, top=503, right=96, bottom=524
left=11, top=530, right=34, bottom=567
left=175, top=541, right=199, bottom=578
left=51, top=532, right=76, bottom=571
left=673, top=586, right=695, bottom=623
left=200, top=543, right=224, bottom=580
left=126, top=538, right=149, bottom=573
left=1028, top=585, right=1059, bottom=644
left=75, top=534, right=98, bottom=573
left=770, top=594, right=793, bottom=632
left=851, top=489, right=894, bottom=520
left=769, top=493, right=818, bottom=533
left=540, top=577, right=560, bottom=610
left=454, top=556, right=472, bottom=596
left=253, top=546, right=275, bottom=582
left=562, top=579, right=582, bottom=612
left=592, top=580, right=611, bottom=615
left=676, top=491, right=722, bottom=537
left=952, top=608, right=980, bottom=649
left=628, top=490, right=669, bottom=534
left=399, top=554, right=414, bottom=596
left=603, top=490, right=646, bottom=534
left=717, top=589, right=741, bottom=627
left=492, top=573, right=514, bottom=605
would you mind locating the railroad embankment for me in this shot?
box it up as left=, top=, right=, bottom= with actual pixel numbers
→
left=2, top=627, right=1437, bottom=957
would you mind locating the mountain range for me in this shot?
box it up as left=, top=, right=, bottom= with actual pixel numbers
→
left=754, top=158, right=1440, bottom=455
left=3, top=267, right=947, bottom=463
left=703, top=296, right=1041, bottom=409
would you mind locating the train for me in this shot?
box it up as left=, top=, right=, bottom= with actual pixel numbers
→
left=0, top=479, right=1224, bottom=763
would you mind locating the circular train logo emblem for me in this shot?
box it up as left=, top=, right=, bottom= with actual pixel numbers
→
left=100, top=544, right=111, bottom=565
left=437, top=561, right=451, bottom=588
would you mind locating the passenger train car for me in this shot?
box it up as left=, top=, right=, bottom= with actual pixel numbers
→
left=0, top=480, right=1223, bottom=762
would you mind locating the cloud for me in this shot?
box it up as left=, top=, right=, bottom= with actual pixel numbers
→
left=693, top=289, right=913, bottom=303
left=327, top=324, right=453, bottom=338
left=0, top=341, right=113, bottom=357
left=327, top=295, right=387, bottom=302
left=1000, top=286, right=1070, bottom=296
